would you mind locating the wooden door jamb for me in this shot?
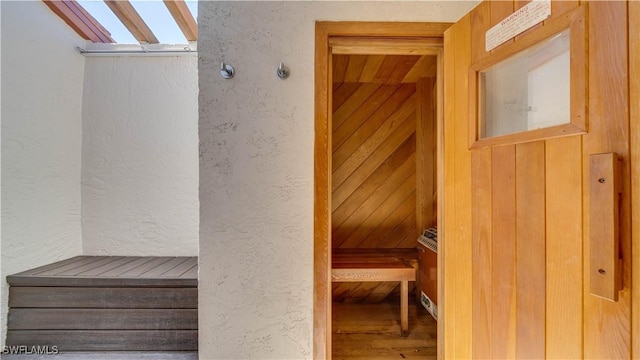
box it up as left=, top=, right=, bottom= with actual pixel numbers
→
left=313, top=21, right=450, bottom=360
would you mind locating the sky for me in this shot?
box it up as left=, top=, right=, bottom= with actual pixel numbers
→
left=77, top=0, right=198, bottom=44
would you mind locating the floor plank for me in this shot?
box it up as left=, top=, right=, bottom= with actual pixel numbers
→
left=9, top=287, right=197, bottom=308
left=55, top=257, right=125, bottom=276
left=332, top=299, right=437, bottom=359
left=36, top=257, right=106, bottom=276
left=7, top=256, right=198, bottom=287
left=138, top=257, right=192, bottom=278
left=98, top=257, right=153, bottom=277
left=19, top=256, right=88, bottom=276
left=8, top=308, right=197, bottom=330
left=119, top=257, right=176, bottom=277
left=161, top=257, right=198, bottom=277
left=1, top=352, right=198, bottom=360
left=6, top=330, right=197, bottom=351
left=79, top=257, right=140, bottom=276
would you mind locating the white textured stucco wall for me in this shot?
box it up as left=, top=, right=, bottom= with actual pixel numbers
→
left=1, top=0, right=86, bottom=347
left=82, top=56, right=199, bottom=256
left=198, top=2, right=478, bottom=358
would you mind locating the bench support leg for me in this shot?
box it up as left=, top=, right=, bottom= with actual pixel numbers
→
left=401, top=280, right=409, bottom=336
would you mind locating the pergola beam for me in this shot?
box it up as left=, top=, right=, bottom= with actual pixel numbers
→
left=104, top=0, right=159, bottom=44
left=42, top=0, right=114, bottom=43
left=163, top=0, right=197, bottom=42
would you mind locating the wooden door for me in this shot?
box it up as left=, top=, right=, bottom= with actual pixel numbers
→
left=442, top=1, right=636, bottom=359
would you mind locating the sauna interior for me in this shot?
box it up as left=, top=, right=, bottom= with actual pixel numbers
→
left=331, top=53, right=439, bottom=357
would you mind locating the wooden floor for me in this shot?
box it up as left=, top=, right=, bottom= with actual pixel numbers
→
left=6, top=256, right=198, bottom=352
left=332, top=298, right=437, bottom=359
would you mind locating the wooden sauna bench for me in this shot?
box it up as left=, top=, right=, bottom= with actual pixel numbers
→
left=6, top=256, right=198, bottom=351
left=331, top=248, right=418, bottom=336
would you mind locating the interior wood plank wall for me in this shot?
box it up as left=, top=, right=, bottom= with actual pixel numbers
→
left=331, top=81, right=417, bottom=303
left=332, top=79, right=418, bottom=251
left=331, top=54, right=437, bottom=303
left=450, top=1, right=634, bottom=359
left=416, top=77, right=436, bottom=236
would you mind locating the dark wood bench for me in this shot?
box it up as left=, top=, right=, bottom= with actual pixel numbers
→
left=331, top=248, right=418, bottom=336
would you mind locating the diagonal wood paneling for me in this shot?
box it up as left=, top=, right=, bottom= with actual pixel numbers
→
left=331, top=84, right=418, bottom=302
left=331, top=52, right=437, bottom=303
left=333, top=87, right=416, bottom=166
left=333, top=54, right=437, bottom=85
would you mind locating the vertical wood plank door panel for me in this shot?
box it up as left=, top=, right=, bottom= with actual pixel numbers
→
left=515, top=141, right=546, bottom=359
left=442, top=24, right=456, bottom=360
left=514, top=0, right=541, bottom=39
left=545, top=136, right=583, bottom=359
left=451, top=16, right=473, bottom=359
left=443, top=13, right=473, bottom=360
left=489, top=1, right=515, bottom=52
left=583, top=2, right=631, bottom=359
left=490, top=144, right=517, bottom=360
left=447, top=1, right=633, bottom=359
left=471, top=147, right=492, bottom=360
left=470, top=2, right=489, bottom=64
left=551, top=1, right=579, bottom=18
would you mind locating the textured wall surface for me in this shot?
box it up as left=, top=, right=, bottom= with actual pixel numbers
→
left=82, top=56, right=199, bottom=256
left=0, top=0, right=86, bottom=347
left=198, top=2, right=478, bottom=358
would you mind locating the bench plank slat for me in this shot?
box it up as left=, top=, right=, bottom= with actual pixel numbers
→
left=333, top=248, right=419, bottom=259
left=332, top=265, right=415, bottom=282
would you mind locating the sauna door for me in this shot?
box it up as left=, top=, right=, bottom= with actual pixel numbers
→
left=443, top=1, right=633, bottom=359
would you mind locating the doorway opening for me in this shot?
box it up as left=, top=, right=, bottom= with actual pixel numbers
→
left=313, top=22, right=448, bottom=359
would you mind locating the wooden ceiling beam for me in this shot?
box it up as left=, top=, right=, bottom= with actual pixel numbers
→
left=42, top=0, right=114, bottom=43
left=74, top=2, right=112, bottom=39
left=163, top=0, right=197, bottom=42
left=104, top=0, right=159, bottom=44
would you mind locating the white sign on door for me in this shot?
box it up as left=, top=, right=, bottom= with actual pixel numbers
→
left=485, top=0, right=551, bottom=52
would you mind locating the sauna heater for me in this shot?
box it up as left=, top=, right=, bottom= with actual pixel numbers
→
left=417, top=228, right=438, bottom=320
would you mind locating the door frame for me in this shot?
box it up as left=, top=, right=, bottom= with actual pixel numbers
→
left=313, top=21, right=450, bottom=359
left=630, top=2, right=640, bottom=357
